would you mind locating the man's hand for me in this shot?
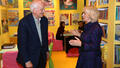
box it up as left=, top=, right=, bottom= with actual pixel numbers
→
left=25, top=61, right=33, bottom=68
left=46, top=52, right=49, bottom=60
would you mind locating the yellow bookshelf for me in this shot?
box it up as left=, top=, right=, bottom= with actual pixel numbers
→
left=115, top=21, right=120, bottom=24
left=114, top=0, right=120, bottom=68
left=116, top=2, right=120, bottom=6
left=98, top=0, right=120, bottom=68
left=114, top=64, right=120, bottom=67
left=115, top=41, right=120, bottom=44
left=96, top=4, right=109, bottom=8
left=98, top=19, right=108, bottom=24
left=86, top=0, right=120, bottom=68
left=102, top=37, right=108, bottom=42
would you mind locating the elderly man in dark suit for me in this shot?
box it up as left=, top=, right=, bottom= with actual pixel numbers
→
left=16, top=1, right=49, bottom=68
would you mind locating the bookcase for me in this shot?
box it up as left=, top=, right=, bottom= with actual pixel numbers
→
left=87, top=0, right=120, bottom=68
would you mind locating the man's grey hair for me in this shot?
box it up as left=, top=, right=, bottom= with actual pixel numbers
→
left=30, top=1, right=43, bottom=12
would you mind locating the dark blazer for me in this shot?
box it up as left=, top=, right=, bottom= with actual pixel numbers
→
left=76, top=22, right=103, bottom=68
left=16, top=13, right=48, bottom=68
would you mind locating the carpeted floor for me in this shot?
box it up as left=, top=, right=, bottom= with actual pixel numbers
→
left=46, top=51, right=78, bottom=68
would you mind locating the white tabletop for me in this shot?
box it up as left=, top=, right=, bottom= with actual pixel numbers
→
left=0, top=45, right=18, bottom=54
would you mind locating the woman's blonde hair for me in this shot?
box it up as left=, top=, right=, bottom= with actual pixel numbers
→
left=84, top=6, right=99, bottom=22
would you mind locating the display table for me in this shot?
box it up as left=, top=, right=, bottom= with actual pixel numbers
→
left=0, top=45, right=17, bottom=53
left=63, top=32, right=74, bottom=53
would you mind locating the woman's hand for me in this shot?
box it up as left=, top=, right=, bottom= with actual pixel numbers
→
left=69, top=37, right=82, bottom=47
left=70, top=30, right=81, bottom=37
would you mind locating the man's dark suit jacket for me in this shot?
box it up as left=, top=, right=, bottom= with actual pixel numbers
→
left=16, top=13, right=48, bottom=67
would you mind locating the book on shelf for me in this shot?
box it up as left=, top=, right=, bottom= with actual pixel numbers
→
left=70, top=13, right=80, bottom=25
left=101, top=40, right=107, bottom=45
left=7, top=0, right=18, bottom=8
left=98, top=8, right=108, bottom=20
left=116, top=6, right=120, bottom=20
left=2, top=43, right=15, bottom=49
left=116, top=0, right=120, bottom=2
left=89, top=0, right=97, bottom=6
left=99, top=23, right=108, bottom=38
left=8, top=10, right=19, bottom=26
left=100, top=40, right=107, bottom=48
left=44, top=10, right=55, bottom=26
left=115, top=24, right=120, bottom=41
left=115, top=45, right=120, bottom=64
left=98, top=0, right=109, bottom=5
left=0, top=0, right=2, bottom=5
left=0, top=0, right=7, bottom=6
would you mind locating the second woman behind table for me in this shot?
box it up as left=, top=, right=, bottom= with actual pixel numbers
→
left=78, top=21, right=85, bottom=33
left=56, top=21, right=65, bottom=40
left=56, top=21, right=67, bottom=48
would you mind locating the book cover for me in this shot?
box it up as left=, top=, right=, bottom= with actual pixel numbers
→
left=7, top=0, right=18, bottom=8
left=7, top=10, right=19, bottom=26
left=115, top=45, right=120, bottom=64
left=44, top=10, right=55, bottom=26
left=99, top=10, right=105, bottom=19
left=118, top=7, right=120, bottom=20
left=1, top=9, right=8, bottom=33
left=115, top=46, right=117, bottom=64
left=115, top=45, right=118, bottom=64
left=118, top=7, right=119, bottom=20
left=44, top=0, right=54, bottom=8
left=98, top=8, right=108, bottom=19
left=100, top=40, right=107, bottom=46
left=0, top=26, right=1, bottom=35
left=105, top=8, right=108, bottom=19
left=0, top=0, right=2, bottom=5
left=60, top=14, right=69, bottom=25
left=118, top=48, right=120, bottom=64
left=70, top=13, right=80, bottom=25
left=99, top=23, right=108, bottom=38
left=24, top=0, right=32, bottom=8
left=1, top=0, right=7, bottom=6
left=104, top=0, right=108, bottom=4
left=115, top=24, right=120, bottom=41
left=116, top=7, right=118, bottom=20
